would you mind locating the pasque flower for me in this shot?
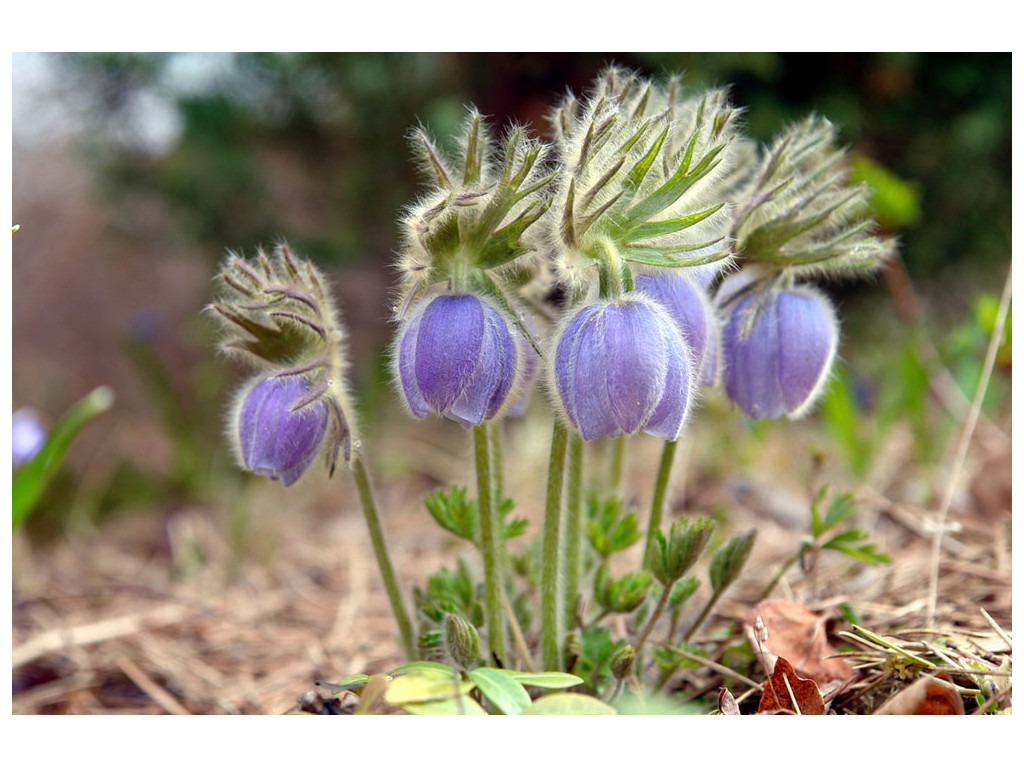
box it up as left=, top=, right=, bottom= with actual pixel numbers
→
left=395, top=293, right=522, bottom=426
left=551, top=295, right=695, bottom=441
left=235, top=375, right=331, bottom=487
left=721, top=281, right=838, bottom=420
left=635, top=270, right=720, bottom=387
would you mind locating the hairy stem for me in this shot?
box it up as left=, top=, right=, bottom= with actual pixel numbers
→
left=473, top=425, right=506, bottom=664
left=563, top=434, right=585, bottom=637
left=351, top=456, right=415, bottom=660
left=644, top=439, right=678, bottom=569
left=542, top=421, right=569, bottom=671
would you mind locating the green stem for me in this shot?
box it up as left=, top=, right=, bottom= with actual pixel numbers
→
left=644, top=440, right=678, bottom=570
left=608, top=436, right=625, bottom=497
left=351, top=456, right=416, bottom=660
left=683, top=589, right=722, bottom=643
left=542, top=421, right=569, bottom=671
left=563, top=433, right=584, bottom=636
left=633, top=581, right=672, bottom=660
left=473, top=425, right=506, bottom=665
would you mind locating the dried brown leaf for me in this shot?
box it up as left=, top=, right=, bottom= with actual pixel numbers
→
left=718, top=687, right=741, bottom=715
left=743, top=599, right=855, bottom=686
left=757, top=656, right=826, bottom=715
left=874, top=672, right=965, bottom=715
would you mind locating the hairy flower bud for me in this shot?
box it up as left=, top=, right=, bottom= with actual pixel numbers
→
left=609, top=644, right=637, bottom=681
left=721, top=282, right=838, bottom=420
left=551, top=295, right=694, bottom=441
left=443, top=612, right=481, bottom=670
left=12, top=407, right=47, bottom=468
left=635, top=270, right=720, bottom=387
left=234, top=375, right=331, bottom=487
left=394, top=293, right=522, bottom=426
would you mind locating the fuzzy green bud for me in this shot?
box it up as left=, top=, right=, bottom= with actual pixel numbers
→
left=609, top=644, right=637, bottom=682
left=709, top=529, right=757, bottom=595
left=650, top=518, right=715, bottom=587
left=594, top=567, right=653, bottom=615
left=444, top=612, right=481, bottom=670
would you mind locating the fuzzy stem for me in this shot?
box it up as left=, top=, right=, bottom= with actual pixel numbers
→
left=633, top=583, right=672, bottom=661
left=683, top=590, right=723, bottom=643
left=542, top=421, right=569, bottom=671
left=608, top=436, right=626, bottom=496
left=473, top=424, right=507, bottom=665
left=644, top=440, right=678, bottom=570
left=351, top=456, right=416, bottom=660
left=563, top=433, right=585, bottom=636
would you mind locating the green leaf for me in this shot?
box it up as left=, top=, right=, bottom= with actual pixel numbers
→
left=13, top=386, right=115, bottom=529
left=709, top=529, right=757, bottom=594
left=401, top=696, right=488, bottom=715
left=521, top=693, right=617, bottom=715
left=384, top=668, right=474, bottom=705
left=504, top=671, right=584, bottom=689
left=389, top=660, right=457, bottom=676
left=467, top=668, right=532, bottom=715
left=821, top=491, right=860, bottom=532
left=619, top=204, right=723, bottom=243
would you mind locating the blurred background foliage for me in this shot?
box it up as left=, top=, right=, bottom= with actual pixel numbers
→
left=11, top=52, right=1011, bottom=539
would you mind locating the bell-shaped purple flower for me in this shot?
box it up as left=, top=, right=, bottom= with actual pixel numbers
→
left=551, top=295, right=694, bottom=441
left=395, top=293, right=520, bottom=426
left=13, top=408, right=47, bottom=469
left=721, top=284, right=838, bottom=420
left=635, top=270, right=720, bottom=387
left=237, top=375, right=329, bottom=486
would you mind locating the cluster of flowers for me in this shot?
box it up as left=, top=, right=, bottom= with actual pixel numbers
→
left=210, top=67, right=892, bottom=486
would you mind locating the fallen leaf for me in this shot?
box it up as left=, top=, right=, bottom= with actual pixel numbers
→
left=875, top=672, right=965, bottom=715
left=757, top=656, right=826, bottom=715
left=743, top=599, right=855, bottom=686
left=718, top=687, right=740, bottom=715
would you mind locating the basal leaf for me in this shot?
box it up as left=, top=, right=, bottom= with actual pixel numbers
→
left=467, top=668, right=532, bottom=715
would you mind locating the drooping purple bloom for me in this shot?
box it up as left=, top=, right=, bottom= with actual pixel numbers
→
left=13, top=408, right=47, bottom=468
left=551, top=295, right=694, bottom=441
left=395, top=293, right=520, bottom=426
left=635, top=270, right=719, bottom=387
left=237, top=375, right=329, bottom=486
left=721, top=284, right=838, bottom=420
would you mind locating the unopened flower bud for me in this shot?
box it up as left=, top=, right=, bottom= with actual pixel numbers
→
left=443, top=612, right=481, bottom=670
left=650, top=518, right=715, bottom=587
left=235, top=375, right=330, bottom=487
left=394, top=293, right=521, bottom=426
left=610, top=644, right=637, bottom=681
left=12, top=408, right=47, bottom=468
left=709, top=529, right=757, bottom=595
left=551, top=295, right=695, bottom=441
left=721, top=282, right=838, bottom=420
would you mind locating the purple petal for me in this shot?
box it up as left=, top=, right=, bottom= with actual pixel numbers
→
left=636, top=271, right=717, bottom=386
left=644, top=314, right=694, bottom=440
left=396, top=313, right=431, bottom=418
left=239, top=376, right=328, bottom=486
left=555, top=305, right=619, bottom=440
left=414, top=295, right=485, bottom=412
left=777, top=289, right=838, bottom=416
left=603, top=300, right=667, bottom=435
left=723, top=293, right=785, bottom=420
left=448, top=303, right=519, bottom=425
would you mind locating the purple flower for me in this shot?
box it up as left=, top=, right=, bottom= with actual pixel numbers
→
left=13, top=408, right=47, bottom=468
left=721, top=284, right=838, bottom=420
left=551, top=295, right=694, bottom=441
left=237, top=375, right=329, bottom=486
left=395, top=294, right=520, bottom=426
left=635, top=270, right=720, bottom=387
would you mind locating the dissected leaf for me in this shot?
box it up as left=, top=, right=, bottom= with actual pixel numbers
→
left=743, top=599, right=855, bottom=686
left=875, top=672, right=965, bottom=715
left=521, top=693, right=617, bottom=715
left=757, top=656, right=826, bottom=715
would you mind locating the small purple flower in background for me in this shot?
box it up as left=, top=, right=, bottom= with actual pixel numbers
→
left=395, top=293, right=521, bottom=426
left=235, top=375, right=330, bottom=486
left=635, top=270, right=720, bottom=387
left=721, top=283, right=838, bottom=420
left=13, top=408, right=47, bottom=468
left=551, top=295, right=695, bottom=441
